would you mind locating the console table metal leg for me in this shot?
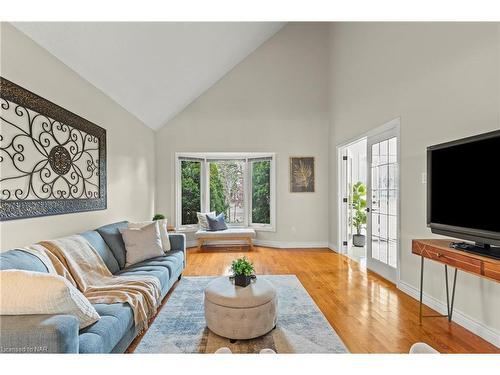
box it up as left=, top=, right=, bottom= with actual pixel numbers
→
left=444, top=265, right=450, bottom=316
left=419, top=256, right=424, bottom=324
left=449, top=268, right=458, bottom=322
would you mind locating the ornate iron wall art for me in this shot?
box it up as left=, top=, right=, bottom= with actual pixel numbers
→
left=0, top=77, right=107, bottom=220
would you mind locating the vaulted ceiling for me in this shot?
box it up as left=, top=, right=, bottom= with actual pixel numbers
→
left=13, top=22, right=285, bottom=130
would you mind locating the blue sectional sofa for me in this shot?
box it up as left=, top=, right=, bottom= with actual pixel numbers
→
left=0, top=221, right=186, bottom=353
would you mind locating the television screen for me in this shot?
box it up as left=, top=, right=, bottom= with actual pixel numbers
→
left=428, top=131, right=500, bottom=234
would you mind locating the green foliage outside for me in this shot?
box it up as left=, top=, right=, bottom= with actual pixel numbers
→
left=351, top=181, right=367, bottom=235
left=252, top=161, right=271, bottom=224
left=209, top=163, right=229, bottom=219
left=181, top=161, right=201, bottom=225
left=231, top=257, right=255, bottom=276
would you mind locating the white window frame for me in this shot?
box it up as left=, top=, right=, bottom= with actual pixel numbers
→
left=175, top=152, right=276, bottom=232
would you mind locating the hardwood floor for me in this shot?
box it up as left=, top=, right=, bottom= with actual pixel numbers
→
left=129, top=246, right=499, bottom=353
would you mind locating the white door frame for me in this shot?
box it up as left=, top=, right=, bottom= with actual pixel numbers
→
left=336, top=118, right=401, bottom=283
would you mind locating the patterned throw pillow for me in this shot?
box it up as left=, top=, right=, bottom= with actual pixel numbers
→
left=197, top=211, right=216, bottom=230
left=206, top=213, right=228, bottom=231
left=0, top=270, right=100, bottom=329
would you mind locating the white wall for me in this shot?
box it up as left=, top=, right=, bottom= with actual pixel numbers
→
left=155, top=23, right=330, bottom=247
left=328, top=22, right=500, bottom=344
left=0, top=23, right=156, bottom=250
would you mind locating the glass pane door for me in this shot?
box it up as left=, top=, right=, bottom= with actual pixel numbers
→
left=367, top=130, right=399, bottom=283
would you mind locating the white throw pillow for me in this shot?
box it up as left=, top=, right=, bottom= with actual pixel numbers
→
left=121, top=222, right=165, bottom=267
left=197, top=211, right=216, bottom=230
left=0, top=270, right=100, bottom=329
left=129, top=219, right=171, bottom=252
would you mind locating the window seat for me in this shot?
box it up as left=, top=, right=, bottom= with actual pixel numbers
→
left=195, top=228, right=256, bottom=250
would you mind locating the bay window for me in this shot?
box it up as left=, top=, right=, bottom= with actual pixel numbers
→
left=175, top=153, right=275, bottom=231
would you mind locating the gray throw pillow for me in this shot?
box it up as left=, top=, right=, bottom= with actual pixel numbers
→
left=206, top=213, right=228, bottom=231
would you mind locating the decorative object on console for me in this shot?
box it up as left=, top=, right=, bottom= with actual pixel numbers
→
left=230, top=256, right=255, bottom=287
left=206, top=212, right=228, bottom=231
left=290, top=156, right=315, bottom=192
left=351, top=181, right=367, bottom=247
left=0, top=77, right=107, bottom=220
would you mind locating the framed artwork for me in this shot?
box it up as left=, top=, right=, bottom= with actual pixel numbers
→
left=0, top=77, right=107, bottom=220
left=290, top=156, right=315, bottom=193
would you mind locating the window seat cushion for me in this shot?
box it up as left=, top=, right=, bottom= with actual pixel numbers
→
left=195, top=228, right=256, bottom=238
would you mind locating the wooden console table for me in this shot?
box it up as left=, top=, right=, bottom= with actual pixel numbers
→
left=412, top=239, right=500, bottom=324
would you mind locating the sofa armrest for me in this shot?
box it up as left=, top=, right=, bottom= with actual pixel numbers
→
left=0, top=314, right=79, bottom=353
left=169, top=233, right=186, bottom=267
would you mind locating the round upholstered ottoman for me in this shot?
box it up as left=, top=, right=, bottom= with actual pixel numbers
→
left=204, top=277, right=277, bottom=340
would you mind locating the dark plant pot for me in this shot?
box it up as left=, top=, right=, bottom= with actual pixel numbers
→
left=234, top=275, right=252, bottom=287
left=353, top=234, right=366, bottom=247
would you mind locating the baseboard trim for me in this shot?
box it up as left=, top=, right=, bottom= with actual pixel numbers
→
left=328, top=243, right=339, bottom=253
left=397, top=280, right=500, bottom=348
left=253, top=240, right=329, bottom=249
left=186, top=240, right=198, bottom=248
left=186, top=239, right=329, bottom=249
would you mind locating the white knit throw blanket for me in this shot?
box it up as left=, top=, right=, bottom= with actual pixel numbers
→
left=26, top=235, right=161, bottom=332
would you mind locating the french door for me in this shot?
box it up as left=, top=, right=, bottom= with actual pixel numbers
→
left=366, top=128, right=399, bottom=283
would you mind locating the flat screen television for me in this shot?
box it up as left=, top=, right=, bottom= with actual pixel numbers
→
left=427, top=129, right=500, bottom=259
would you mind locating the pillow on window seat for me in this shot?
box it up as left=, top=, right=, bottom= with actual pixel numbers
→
left=206, top=213, right=228, bottom=231
left=197, top=211, right=216, bottom=230
left=0, top=270, right=100, bottom=329
left=120, top=222, right=164, bottom=267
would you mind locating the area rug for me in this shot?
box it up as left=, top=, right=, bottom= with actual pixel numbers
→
left=134, top=275, right=348, bottom=353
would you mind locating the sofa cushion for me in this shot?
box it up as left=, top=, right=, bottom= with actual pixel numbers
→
left=116, top=264, right=170, bottom=295
left=79, top=303, right=134, bottom=354
left=126, top=251, right=184, bottom=278
left=0, top=249, right=49, bottom=273
left=96, top=221, right=128, bottom=270
left=80, top=230, right=120, bottom=274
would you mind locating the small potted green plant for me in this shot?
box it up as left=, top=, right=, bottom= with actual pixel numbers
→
left=230, top=257, right=256, bottom=287
left=152, top=214, right=165, bottom=221
left=351, top=181, right=367, bottom=247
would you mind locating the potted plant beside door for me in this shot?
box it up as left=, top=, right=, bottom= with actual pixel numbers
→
left=351, top=181, right=367, bottom=247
